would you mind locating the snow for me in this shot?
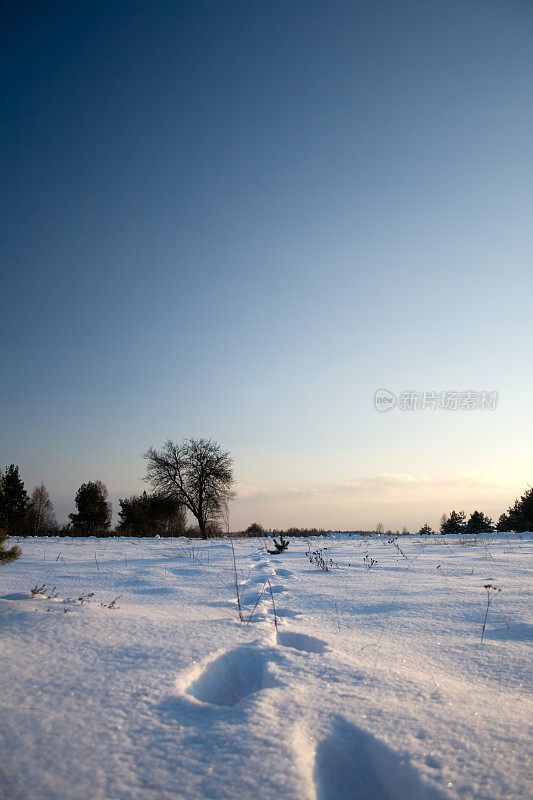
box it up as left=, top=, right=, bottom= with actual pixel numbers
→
left=0, top=533, right=531, bottom=800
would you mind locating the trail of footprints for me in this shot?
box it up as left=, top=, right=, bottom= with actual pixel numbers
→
left=186, top=632, right=328, bottom=708
left=187, top=555, right=326, bottom=707
left=177, top=553, right=443, bottom=800
left=237, top=556, right=303, bottom=621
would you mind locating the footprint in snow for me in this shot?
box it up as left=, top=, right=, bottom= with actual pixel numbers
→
left=241, top=585, right=286, bottom=605
left=171, top=566, right=202, bottom=577
left=275, top=568, right=293, bottom=578
left=1, top=593, right=32, bottom=601
left=277, top=630, right=327, bottom=653
left=270, top=606, right=301, bottom=619
left=185, top=646, right=278, bottom=707
left=247, top=606, right=269, bottom=622
left=247, top=571, right=275, bottom=585
left=313, top=716, right=447, bottom=800
left=240, top=589, right=264, bottom=605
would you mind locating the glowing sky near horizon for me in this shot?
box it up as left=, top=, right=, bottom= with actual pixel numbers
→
left=1, top=0, right=532, bottom=530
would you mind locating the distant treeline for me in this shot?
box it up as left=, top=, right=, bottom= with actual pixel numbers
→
left=1, top=464, right=532, bottom=539
left=237, top=524, right=377, bottom=538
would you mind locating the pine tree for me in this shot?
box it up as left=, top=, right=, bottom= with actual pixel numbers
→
left=440, top=510, right=466, bottom=535
left=0, top=473, right=21, bottom=563
left=117, top=492, right=186, bottom=537
left=496, top=513, right=509, bottom=532
left=0, top=465, right=29, bottom=535
left=69, top=480, right=111, bottom=536
left=497, top=487, right=533, bottom=533
left=466, top=510, right=494, bottom=535
left=418, top=523, right=435, bottom=535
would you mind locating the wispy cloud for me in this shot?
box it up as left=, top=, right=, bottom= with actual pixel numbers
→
left=236, top=467, right=509, bottom=502
left=232, top=468, right=515, bottom=529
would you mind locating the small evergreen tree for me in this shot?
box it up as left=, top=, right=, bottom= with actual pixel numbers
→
left=69, top=480, right=111, bottom=536
left=0, top=526, right=21, bottom=563
left=267, top=532, right=289, bottom=554
left=497, top=487, right=533, bottom=533
left=466, top=510, right=494, bottom=535
left=418, top=523, right=435, bottom=535
left=440, top=510, right=466, bottom=535
left=0, top=465, right=29, bottom=535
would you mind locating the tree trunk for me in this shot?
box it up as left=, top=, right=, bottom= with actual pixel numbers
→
left=198, top=518, right=207, bottom=539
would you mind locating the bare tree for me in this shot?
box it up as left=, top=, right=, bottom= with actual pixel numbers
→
left=143, top=438, right=235, bottom=539
left=27, top=483, right=58, bottom=536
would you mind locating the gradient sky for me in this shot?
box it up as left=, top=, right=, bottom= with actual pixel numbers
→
left=1, top=0, right=532, bottom=531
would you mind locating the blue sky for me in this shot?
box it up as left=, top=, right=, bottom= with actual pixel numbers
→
left=1, top=0, right=532, bottom=530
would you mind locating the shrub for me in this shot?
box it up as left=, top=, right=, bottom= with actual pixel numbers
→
left=283, top=526, right=324, bottom=537
left=245, top=522, right=265, bottom=537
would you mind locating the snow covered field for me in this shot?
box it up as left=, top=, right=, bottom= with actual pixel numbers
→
left=1, top=533, right=531, bottom=800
